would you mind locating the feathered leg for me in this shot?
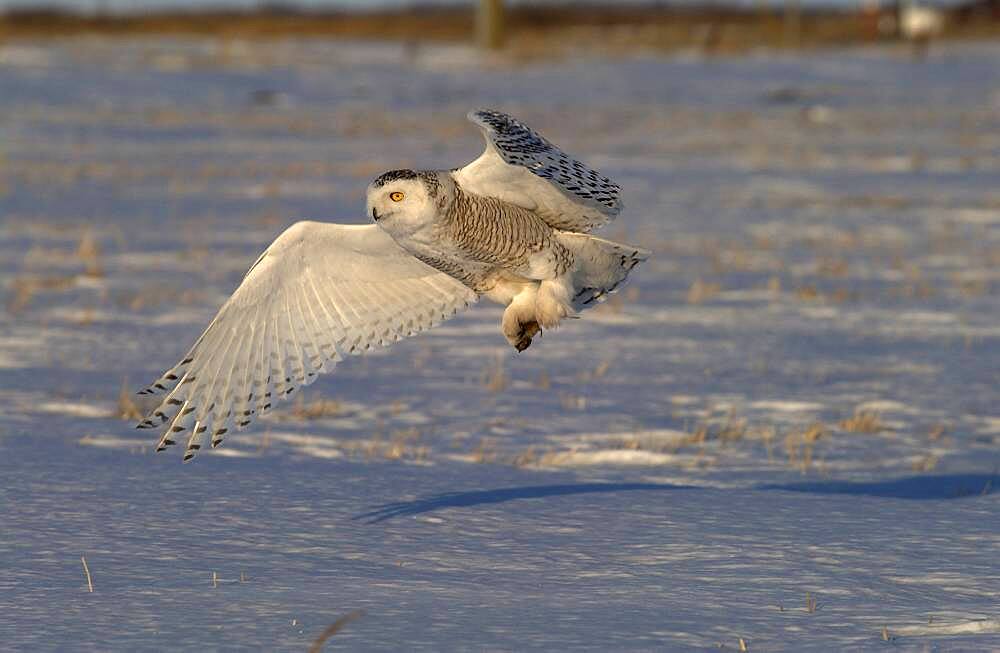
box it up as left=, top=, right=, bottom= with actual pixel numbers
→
left=535, top=273, right=574, bottom=330
left=499, top=285, right=540, bottom=352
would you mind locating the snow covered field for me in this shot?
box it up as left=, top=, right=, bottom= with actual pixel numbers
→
left=1, top=38, right=998, bottom=650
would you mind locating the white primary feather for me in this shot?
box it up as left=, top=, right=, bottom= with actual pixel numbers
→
left=454, top=109, right=622, bottom=234
left=137, top=221, right=477, bottom=460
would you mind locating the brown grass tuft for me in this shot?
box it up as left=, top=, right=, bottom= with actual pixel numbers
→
left=117, top=380, right=144, bottom=421
left=719, top=410, right=747, bottom=443
left=559, top=393, right=588, bottom=410
left=7, top=274, right=77, bottom=313
left=686, top=278, right=721, bottom=304
left=77, top=230, right=103, bottom=277
left=482, top=353, right=508, bottom=393
left=685, top=424, right=709, bottom=448
left=785, top=422, right=826, bottom=471
left=512, top=446, right=538, bottom=467
left=288, top=396, right=342, bottom=420
left=471, top=437, right=496, bottom=464
left=308, top=610, right=365, bottom=653
left=839, top=409, right=883, bottom=434
left=758, top=425, right=777, bottom=461
left=911, top=454, right=939, bottom=472
left=795, top=285, right=820, bottom=301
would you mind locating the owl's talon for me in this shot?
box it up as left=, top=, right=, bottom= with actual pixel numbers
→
left=512, top=321, right=540, bottom=352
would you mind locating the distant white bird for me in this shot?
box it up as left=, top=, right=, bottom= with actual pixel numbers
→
left=138, top=109, right=649, bottom=460
left=883, top=0, right=945, bottom=59
left=899, top=2, right=945, bottom=41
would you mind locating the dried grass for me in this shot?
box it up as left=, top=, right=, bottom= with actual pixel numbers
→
left=686, top=278, right=721, bottom=304
left=758, top=425, right=777, bottom=462
left=308, top=610, right=365, bottom=653
left=6, top=274, right=77, bottom=313
left=471, top=437, right=496, bottom=464
left=911, top=454, right=939, bottom=472
left=785, top=422, right=826, bottom=472
left=928, top=423, right=948, bottom=441
left=77, top=230, right=103, bottom=277
left=815, top=256, right=850, bottom=278
left=718, top=410, right=747, bottom=443
left=682, top=424, right=710, bottom=458
left=115, top=283, right=204, bottom=313
left=117, top=380, right=144, bottom=421
left=482, top=353, right=508, bottom=393
left=795, top=285, right=820, bottom=301
left=80, top=555, right=94, bottom=593
left=559, top=393, right=588, bottom=411
left=575, top=359, right=612, bottom=383
left=839, top=410, right=883, bottom=434
left=289, top=396, right=343, bottom=420
left=384, top=427, right=423, bottom=461
left=512, top=446, right=538, bottom=467
left=338, top=425, right=427, bottom=462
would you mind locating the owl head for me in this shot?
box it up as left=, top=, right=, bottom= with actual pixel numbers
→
left=367, top=169, right=451, bottom=238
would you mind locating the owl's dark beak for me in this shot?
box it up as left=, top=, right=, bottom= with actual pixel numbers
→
left=371, top=207, right=380, bottom=221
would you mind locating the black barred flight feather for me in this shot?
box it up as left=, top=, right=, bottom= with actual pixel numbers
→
left=138, top=221, right=476, bottom=461
left=453, top=109, right=622, bottom=233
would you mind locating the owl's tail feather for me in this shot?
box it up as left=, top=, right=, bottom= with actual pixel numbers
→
left=557, top=233, right=651, bottom=312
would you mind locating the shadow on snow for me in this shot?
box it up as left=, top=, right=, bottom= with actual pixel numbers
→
left=353, top=482, right=693, bottom=523
left=355, top=474, right=996, bottom=522
left=760, top=473, right=997, bottom=500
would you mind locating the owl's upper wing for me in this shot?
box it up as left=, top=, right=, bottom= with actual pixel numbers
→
left=137, top=221, right=477, bottom=461
left=452, top=109, right=622, bottom=233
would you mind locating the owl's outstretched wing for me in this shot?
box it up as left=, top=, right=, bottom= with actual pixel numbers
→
left=453, top=109, right=622, bottom=233
left=137, top=221, right=477, bottom=461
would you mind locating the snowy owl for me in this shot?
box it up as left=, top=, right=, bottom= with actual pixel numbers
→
left=138, top=109, right=649, bottom=460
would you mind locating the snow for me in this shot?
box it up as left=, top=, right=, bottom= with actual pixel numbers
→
left=1, top=38, right=998, bottom=650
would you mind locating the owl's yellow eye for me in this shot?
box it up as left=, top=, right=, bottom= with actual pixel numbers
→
left=390, top=191, right=405, bottom=202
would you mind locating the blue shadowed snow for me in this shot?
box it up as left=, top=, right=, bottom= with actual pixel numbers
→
left=762, top=474, right=998, bottom=500
left=1, top=38, right=998, bottom=650
left=354, top=482, right=695, bottom=522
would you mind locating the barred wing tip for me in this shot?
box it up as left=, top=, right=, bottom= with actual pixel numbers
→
left=136, top=221, right=476, bottom=461
left=462, top=109, right=623, bottom=232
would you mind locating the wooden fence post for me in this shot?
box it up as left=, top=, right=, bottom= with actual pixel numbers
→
left=784, top=0, right=802, bottom=46
left=476, top=0, right=506, bottom=50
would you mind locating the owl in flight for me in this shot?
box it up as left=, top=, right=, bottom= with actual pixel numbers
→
left=138, top=110, right=649, bottom=460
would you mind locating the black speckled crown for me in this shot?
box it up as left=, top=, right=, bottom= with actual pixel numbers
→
left=371, top=169, right=420, bottom=188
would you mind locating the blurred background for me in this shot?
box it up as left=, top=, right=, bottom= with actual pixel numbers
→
left=1, top=0, right=999, bottom=52
left=1, top=0, right=998, bottom=467
left=1, top=1, right=999, bottom=650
